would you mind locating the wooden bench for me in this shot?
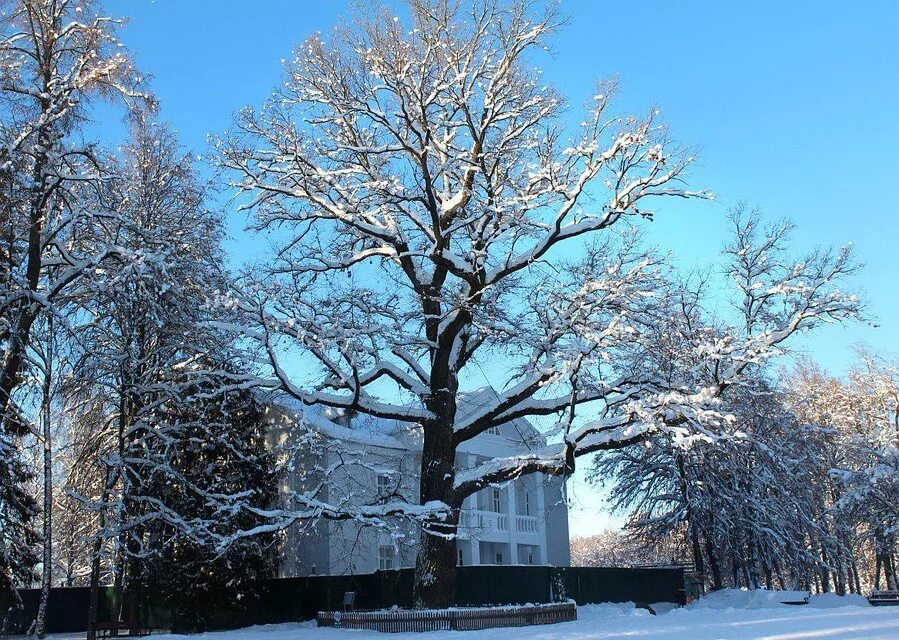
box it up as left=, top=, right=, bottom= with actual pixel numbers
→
left=868, top=590, right=899, bottom=606
left=95, top=620, right=152, bottom=638
left=780, top=592, right=810, bottom=606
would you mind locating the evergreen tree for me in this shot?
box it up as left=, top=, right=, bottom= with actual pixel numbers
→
left=130, top=378, right=279, bottom=633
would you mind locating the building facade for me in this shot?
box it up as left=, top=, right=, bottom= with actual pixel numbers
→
left=269, top=389, right=571, bottom=577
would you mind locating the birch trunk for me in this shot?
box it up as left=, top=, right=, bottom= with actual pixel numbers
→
left=35, top=323, right=53, bottom=638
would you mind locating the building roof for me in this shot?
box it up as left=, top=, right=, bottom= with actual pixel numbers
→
left=266, top=386, right=544, bottom=452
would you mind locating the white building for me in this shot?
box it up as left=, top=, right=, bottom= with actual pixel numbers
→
left=268, top=388, right=571, bottom=576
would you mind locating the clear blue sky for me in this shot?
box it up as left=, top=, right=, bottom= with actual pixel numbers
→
left=107, top=0, right=899, bottom=536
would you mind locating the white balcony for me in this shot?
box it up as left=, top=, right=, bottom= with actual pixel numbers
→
left=459, top=509, right=506, bottom=532
left=458, top=510, right=539, bottom=542
left=515, top=515, right=539, bottom=534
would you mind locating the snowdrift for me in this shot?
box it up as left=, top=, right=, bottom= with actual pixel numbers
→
left=689, top=588, right=870, bottom=611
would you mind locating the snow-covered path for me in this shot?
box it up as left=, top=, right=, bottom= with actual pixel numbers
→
left=140, top=591, right=898, bottom=640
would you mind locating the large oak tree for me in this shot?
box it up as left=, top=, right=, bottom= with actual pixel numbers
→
left=219, top=0, right=861, bottom=606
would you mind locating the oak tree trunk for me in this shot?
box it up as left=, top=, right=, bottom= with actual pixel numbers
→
left=413, top=381, right=460, bottom=608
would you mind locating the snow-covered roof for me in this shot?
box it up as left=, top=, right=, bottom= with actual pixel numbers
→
left=266, top=394, right=409, bottom=450
left=456, top=386, right=544, bottom=445
left=265, top=386, right=543, bottom=451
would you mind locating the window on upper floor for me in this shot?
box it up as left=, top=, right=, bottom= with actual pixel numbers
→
left=486, top=425, right=501, bottom=436
left=378, top=545, right=395, bottom=570
left=377, top=473, right=391, bottom=503
left=524, top=492, right=531, bottom=516
left=492, top=488, right=502, bottom=513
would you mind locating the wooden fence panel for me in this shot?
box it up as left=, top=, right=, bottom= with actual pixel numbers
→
left=316, top=602, right=577, bottom=633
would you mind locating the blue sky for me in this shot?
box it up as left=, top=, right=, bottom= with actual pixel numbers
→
left=106, top=0, right=899, bottom=536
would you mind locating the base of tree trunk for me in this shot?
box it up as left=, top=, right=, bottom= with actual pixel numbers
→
left=413, top=528, right=457, bottom=608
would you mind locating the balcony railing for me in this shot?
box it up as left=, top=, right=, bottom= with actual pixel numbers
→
left=459, top=510, right=507, bottom=531
left=459, top=510, right=539, bottom=537
left=515, top=515, right=538, bottom=534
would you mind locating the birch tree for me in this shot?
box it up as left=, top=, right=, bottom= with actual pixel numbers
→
left=219, top=1, right=862, bottom=606
left=0, top=0, right=143, bottom=601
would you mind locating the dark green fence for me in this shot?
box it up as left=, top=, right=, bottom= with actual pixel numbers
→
left=1, top=586, right=112, bottom=634
left=1, top=566, right=684, bottom=634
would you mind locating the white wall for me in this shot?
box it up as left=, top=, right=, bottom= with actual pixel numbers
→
left=272, top=404, right=571, bottom=575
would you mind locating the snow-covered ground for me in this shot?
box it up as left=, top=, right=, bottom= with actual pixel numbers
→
left=137, top=590, right=898, bottom=640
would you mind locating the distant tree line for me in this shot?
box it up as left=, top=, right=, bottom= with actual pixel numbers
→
left=587, top=348, right=898, bottom=595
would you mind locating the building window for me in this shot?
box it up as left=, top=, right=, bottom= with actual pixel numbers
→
left=492, top=489, right=502, bottom=513
left=458, top=548, right=464, bottom=566
left=378, top=545, right=395, bottom=570
left=486, top=425, right=501, bottom=436
left=527, top=548, right=535, bottom=565
left=524, top=492, right=530, bottom=516
left=377, top=473, right=391, bottom=503
left=311, top=564, right=317, bottom=575
left=495, top=551, right=503, bottom=565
